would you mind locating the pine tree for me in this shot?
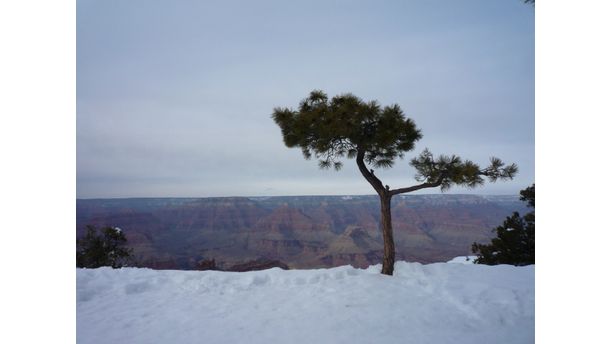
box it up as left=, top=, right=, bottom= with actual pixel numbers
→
left=76, top=225, right=134, bottom=268
left=272, top=90, right=517, bottom=275
left=472, top=184, right=535, bottom=266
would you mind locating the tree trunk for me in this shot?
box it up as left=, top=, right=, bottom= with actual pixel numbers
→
left=380, top=194, right=395, bottom=275
left=355, top=150, right=396, bottom=275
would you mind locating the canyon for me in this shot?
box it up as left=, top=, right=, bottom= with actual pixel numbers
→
left=76, top=194, right=528, bottom=270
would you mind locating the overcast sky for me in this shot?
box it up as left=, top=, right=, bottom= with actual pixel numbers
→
left=77, top=0, right=534, bottom=198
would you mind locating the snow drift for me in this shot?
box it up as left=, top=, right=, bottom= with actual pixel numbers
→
left=77, top=261, right=534, bottom=344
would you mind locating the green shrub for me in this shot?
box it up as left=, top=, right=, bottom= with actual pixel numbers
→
left=472, top=184, right=535, bottom=266
left=76, top=225, right=134, bottom=268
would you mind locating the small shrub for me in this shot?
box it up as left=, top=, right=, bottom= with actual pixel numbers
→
left=472, top=184, right=535, bottom=266
left=76, top=225, right=134, bottom=268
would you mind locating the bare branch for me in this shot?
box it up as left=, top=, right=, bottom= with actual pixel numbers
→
left=389, top=179, right=443, bottom=196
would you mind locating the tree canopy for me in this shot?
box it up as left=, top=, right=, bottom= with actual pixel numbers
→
left=273, top=90, right=421, bottom=171
left=273, top=90, right=517, bottom=191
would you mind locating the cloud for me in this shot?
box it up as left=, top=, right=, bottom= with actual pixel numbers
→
left=77, top=0, right=534, bottom=198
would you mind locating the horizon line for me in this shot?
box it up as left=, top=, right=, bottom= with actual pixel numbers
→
left=76, top=193, right=519, bottom=200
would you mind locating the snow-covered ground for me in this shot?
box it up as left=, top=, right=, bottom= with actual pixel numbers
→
left=77, top=261, right=534, bottom=344
left=447, top=255, right=477, bottom=264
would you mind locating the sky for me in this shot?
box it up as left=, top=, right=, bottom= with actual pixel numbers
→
left=77, top=0, right=534, bottom=198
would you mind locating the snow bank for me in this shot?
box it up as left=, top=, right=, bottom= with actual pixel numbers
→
left=447, top=255, right=477, bottom=264
left=77, top=262, right=534, bottom=344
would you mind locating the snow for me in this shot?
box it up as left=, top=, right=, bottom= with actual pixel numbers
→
left=447, top=256, right=477, bottom=264
left=77, top=261, right=534, bottom=344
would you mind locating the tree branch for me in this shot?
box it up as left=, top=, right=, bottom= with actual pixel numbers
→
left=389, top=177, right=444, bottom=196
left=356, top=149, right=385, bottom=196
